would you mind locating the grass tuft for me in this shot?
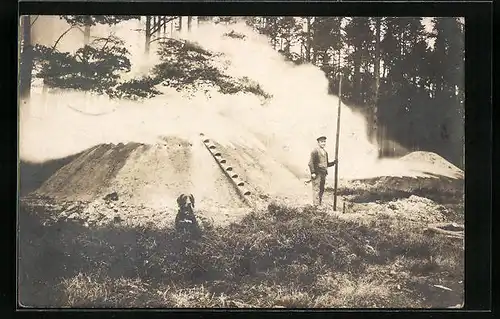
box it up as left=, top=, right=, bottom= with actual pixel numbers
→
left=19, top=200, right=463, bottom=308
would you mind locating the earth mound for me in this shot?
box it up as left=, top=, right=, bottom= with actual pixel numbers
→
left=399, top=151, right=464, bottom=179
left=331, top=152, right=464, bottom=225
left=25, top=136, right=262, bottom=228
left=21, top=146, right=464, bottom=228
left=33, top=136, right=246, bottom=205
left=22, top=131, right=312, bottom=228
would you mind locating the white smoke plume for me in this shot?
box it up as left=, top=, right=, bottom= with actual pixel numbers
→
left=20, top=16, right=463, bottom=181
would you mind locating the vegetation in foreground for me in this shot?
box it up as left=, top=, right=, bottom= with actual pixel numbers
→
left=19, top=198, right=463, bottom=308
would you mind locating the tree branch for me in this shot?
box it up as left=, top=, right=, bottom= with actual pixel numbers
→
left=52, top=26, right=77, bottom=50
left=75, top=26, right=85, bottom=34
left=150, top=16, right=179, bottom=34
left=99, top=37, right=112, bottom=53
left=148, top=36, right=185, bottom=45
left=30, top=16, right=40, bottom=27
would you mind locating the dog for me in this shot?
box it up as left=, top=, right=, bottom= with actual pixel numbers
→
left=174, top=193, right=201, bottom=238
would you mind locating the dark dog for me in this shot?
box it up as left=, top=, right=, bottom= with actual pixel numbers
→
left=174, top=194, right=201, bottom=237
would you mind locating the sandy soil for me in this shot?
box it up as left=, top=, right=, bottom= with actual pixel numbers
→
left=23, top=135, right=464, bottom=230
left=399, top=152, right=464, bottom=179
left=29, top=136, right=258, bottom=228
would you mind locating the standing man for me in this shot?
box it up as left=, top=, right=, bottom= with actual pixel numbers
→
left=308, top=136, right=337, bottom=207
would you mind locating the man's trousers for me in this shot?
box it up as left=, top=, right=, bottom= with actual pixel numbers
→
left=312, top=172, right=327, bottom=206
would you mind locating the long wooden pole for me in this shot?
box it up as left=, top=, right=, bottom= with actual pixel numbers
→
left=333, top=74, right=342, bottom=211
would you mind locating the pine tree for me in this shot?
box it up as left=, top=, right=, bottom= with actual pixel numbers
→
left=32, top=16, right=159, bottom=100
left=372, top=17, right=382, bottom=149
left=19, top=16, right=34, bottom=99
left=344, top=17, right=374, bottom=105
left=59, top=16, right=139, bottom=44
left=311, top=17, right=343, bottom=74
left=299, top=17, right=313, bottom=63
left=276, top=17, right=302, bottom=55
left=430, top=17, right=465, bottom=167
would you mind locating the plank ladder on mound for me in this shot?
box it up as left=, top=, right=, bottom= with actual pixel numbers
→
left=199, top=133, right=254, bottom=208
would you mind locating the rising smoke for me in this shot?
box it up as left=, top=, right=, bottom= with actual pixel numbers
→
left=20, top=16, right=461, bottom=181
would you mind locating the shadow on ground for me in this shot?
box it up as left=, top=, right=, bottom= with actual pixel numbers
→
left=19, top=153, right=84, bottom=197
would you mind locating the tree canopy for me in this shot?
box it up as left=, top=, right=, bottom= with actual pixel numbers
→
left=248, top=16, right=464, bottom=167
left=21, top=15, right=464, bottom=167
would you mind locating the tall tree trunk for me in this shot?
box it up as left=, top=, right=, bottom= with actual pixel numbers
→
left=353, top=50, right=361, bottom=103
left=19, top=16, right=33, bottom=100
left=272, top=18, right=278, bottom=50
left=305, top=17, right=312, bottom=62
left=337, top=48, right=341, bottom=70
left=187, top=16, right=192, bottom=31
left=84, top=16, right=91, bottom=45
left=145, top=16, right=151, bottom=54
left=373, top=17, right=381, bottom=154
left=178, top=16, right=183, bottom=31
left=322, top=50, right=329, bottom=68
left=284, top=39, right=291, bottom=54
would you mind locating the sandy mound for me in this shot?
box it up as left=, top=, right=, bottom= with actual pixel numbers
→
left=32, top=136, right=250, bottom=214
left=31, top=134, right=313, bottom=208
left=26, top=134, right=314, bottom=228
left=212, top=140, right=311, bottom=203
left=399, top=151, right=464, bottom=179
left=34, top=143, right=143, bottom=202
left=24, top=141, right=463, bottom=229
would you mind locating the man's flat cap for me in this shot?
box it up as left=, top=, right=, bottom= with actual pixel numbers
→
left=317, top=136, right=327, bottom=141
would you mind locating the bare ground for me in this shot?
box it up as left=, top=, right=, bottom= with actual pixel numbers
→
left=18, top=143, right=464, bottom=308
left=18, top=172, right=464, bottom=308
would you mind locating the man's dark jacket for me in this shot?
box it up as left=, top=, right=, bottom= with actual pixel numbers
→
left=308, top=147, right=337, bottom=176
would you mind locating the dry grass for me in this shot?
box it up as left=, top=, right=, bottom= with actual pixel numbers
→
left=18, top=199, right=463, bottom=309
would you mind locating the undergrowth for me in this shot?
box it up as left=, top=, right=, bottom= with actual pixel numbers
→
left=18, top=202, right=463, bottom=308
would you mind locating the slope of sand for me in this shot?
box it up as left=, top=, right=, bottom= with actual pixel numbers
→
left=31, top=136, right=259, bottom=227
left=399, top=152, right=464, bottom=179
left=25, top=136, right=464, bottom=229
left=27, top=127, right=320, bottom=227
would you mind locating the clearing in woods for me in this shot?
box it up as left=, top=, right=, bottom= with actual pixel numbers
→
left=19, top=139, right=464, bottom=308
left=18, top=19, right=464, bottom=309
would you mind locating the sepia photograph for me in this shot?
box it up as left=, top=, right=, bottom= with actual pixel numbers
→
left=18, top=15, right=465, bottom=308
